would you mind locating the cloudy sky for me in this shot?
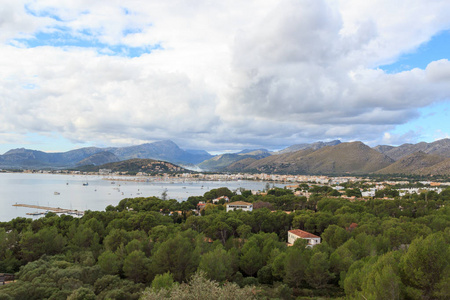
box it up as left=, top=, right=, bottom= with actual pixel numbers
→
left=1, top=0, right=450, bottom=154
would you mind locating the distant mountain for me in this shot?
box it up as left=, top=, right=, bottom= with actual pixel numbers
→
left=0, top=140, right=212, bottom=169
left=375, top=151, right=447, bottom=174
left=226, top=142, right=394, bottom=174
left=76, top=151, right=120, bottom=166
left=0, top=147, right=103, bottom=168
left=372, top=145, right=395, bottom=153
left=77, top=158, right=190, bottom=174
left=374, top=139, right=450, bottom=160
left=106, top=140, right=212, bottom=165
left=238, top=149, right=270, bottom=155
left=278, top=140, right=341, bottom=154
left=198, top=149, right=272, bottom=171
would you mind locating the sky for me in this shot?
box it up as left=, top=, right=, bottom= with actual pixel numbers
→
left=1, top=0, right=450, bottom=154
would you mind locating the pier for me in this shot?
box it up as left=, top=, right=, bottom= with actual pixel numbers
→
left=12, top=204, right=84, bottom=216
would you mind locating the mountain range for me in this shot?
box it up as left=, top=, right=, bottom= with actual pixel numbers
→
left=205, top=138, right=450, bottom=175
left=0, top=140, right=212, bottom=169
left=2, top=138, right=450, bottom=175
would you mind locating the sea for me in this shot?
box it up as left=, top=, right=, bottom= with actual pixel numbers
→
left=0, top=173, right=283, bottom=222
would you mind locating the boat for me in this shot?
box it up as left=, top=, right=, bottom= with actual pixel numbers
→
left=83, top=182, right=89, bottom=186
left=54, top=192, right=60, bottom=195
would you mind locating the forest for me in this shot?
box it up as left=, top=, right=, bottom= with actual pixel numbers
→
left=0, top=186, right=449, bottom=299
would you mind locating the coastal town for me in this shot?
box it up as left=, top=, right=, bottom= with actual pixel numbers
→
left=6, top=168, right=449, bottom=201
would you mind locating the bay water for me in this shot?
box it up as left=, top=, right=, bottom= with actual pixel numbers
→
left=0, top=173, right=280, bottom=222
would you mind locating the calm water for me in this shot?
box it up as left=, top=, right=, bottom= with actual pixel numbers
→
left=0, top=173, right=280, bottom=222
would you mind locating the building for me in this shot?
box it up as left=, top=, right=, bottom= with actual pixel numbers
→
left=212, top=196, right=229, bottom=204
left=288, top=229, right=321, bottom=246
left=226, top=201, right=253, bottom=212
left=197, top=202, right=206, bottom=213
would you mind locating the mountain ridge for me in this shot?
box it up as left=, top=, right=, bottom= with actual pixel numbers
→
left=0, top=140, right=212, bottom=169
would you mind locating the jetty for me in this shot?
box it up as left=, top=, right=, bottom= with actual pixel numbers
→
left=12, top=204, right=84, bottom=216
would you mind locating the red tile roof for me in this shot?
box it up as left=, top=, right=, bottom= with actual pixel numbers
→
left=288, top=229, right=320, bottom=239
left=348, top=222, right=358, bottom=229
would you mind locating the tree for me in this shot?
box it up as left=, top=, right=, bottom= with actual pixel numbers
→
left=240, top=243, right=263, bottom=276
left=20, top=227, right=66, bottom=262
left=400, top=232, right=449, bottom=299
left=97, top=250, right=121, bottom=275
left=152, top=234, right=200, bottom=282
left=123, top=250, right=151, bottom=283
left=198, top=247, right=234, bottom=282
left=305, top=252, right=334, bottom=289
left=67, top=287, right=96, bottom=300
left=151, top=272, right=176, bottom=291
left=321, top=225, right=350, bottom=249
left=103, top=228, right=130, bottom=252
left=345, top=188, right=362, bottom=198
left=141, top=272, right=256, bottom=300
left=284, top=241, right=311, bottom=288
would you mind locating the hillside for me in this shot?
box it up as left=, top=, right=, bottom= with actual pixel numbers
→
left=226, top=142, right=394, bottom=174
left=374, top=138, right=450, bottom=160
left=76, top=151, right=120, bottom=166
left=77, top=158, right=189, bottom=174
left=414, top=157, right=450, bottom=175
left=278, top=140, right=341, bottom=154
left=375, top=151, right=447, bottom=174
left=198, top=150, right=271, bottom=171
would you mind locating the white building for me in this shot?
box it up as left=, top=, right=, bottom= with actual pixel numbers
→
left=288, top=229, right=321, bottom=246
left=226, top=201, right=253, bottom=212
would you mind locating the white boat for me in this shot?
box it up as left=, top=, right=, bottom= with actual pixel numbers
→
left=54, top=192, right=60, bottom=195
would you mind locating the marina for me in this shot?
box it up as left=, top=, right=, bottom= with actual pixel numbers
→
left=13, top=203, right=84, bottom=216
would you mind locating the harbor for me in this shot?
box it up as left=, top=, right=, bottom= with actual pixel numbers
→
left=12, top=204, right=84, bottom=216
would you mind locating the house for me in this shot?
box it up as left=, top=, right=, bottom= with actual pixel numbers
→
left=226, top=201, right=253, bottom=212
left=346, top=223, right=358, bottom=232
left=197, top=201, right=206, bottom=212
left=288, top=229, right=321, bottom=247
left=212, top=196, right=229, bottom=204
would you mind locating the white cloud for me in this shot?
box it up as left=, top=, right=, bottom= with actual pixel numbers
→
left=1, top=0, right=450, bottom=152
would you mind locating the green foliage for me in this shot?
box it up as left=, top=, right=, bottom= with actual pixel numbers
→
left=97, top=250, right=120, bottom=275
left=67, top=287, right=96, bottom=300
left=1, top=186, right=449, bottom=299
left=305, top=252, right=334, bottom=288
left=123, top=250, right=151, bottom=283
left=151, top=272, right=176, bottom=291
left=321, top=224, right=350, bottom=249
left=400, top=231, right=449, bottom=299
left=151, top=232, right=200, bottom=282
left=141, top=272, right=257, bottom=299
left=203, top=187, right=234, bottom=200
left=198, top=247, right=234, bottom=282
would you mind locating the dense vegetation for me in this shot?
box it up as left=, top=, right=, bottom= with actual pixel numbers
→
left=0, top=187, right=449, bottom=299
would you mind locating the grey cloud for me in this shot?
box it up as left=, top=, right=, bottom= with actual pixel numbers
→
left=1, top=0, right=450, bottom=152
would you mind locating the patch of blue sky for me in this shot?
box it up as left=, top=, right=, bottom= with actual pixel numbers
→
left=21, top=83, right=38, bottom=90
left=380, top=30, right=450, bottom=73
left=123, top=28, right=143, bottom=35
left=24, top=133, right=93, bottom=153
left=389, top=100, right=450, bottom=144
left=12, top=27, right=159, bottom=58
left=24, top=4, right=62, bottom=21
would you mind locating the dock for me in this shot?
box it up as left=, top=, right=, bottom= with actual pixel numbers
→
left=12, top=204, right=84, bottom=216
